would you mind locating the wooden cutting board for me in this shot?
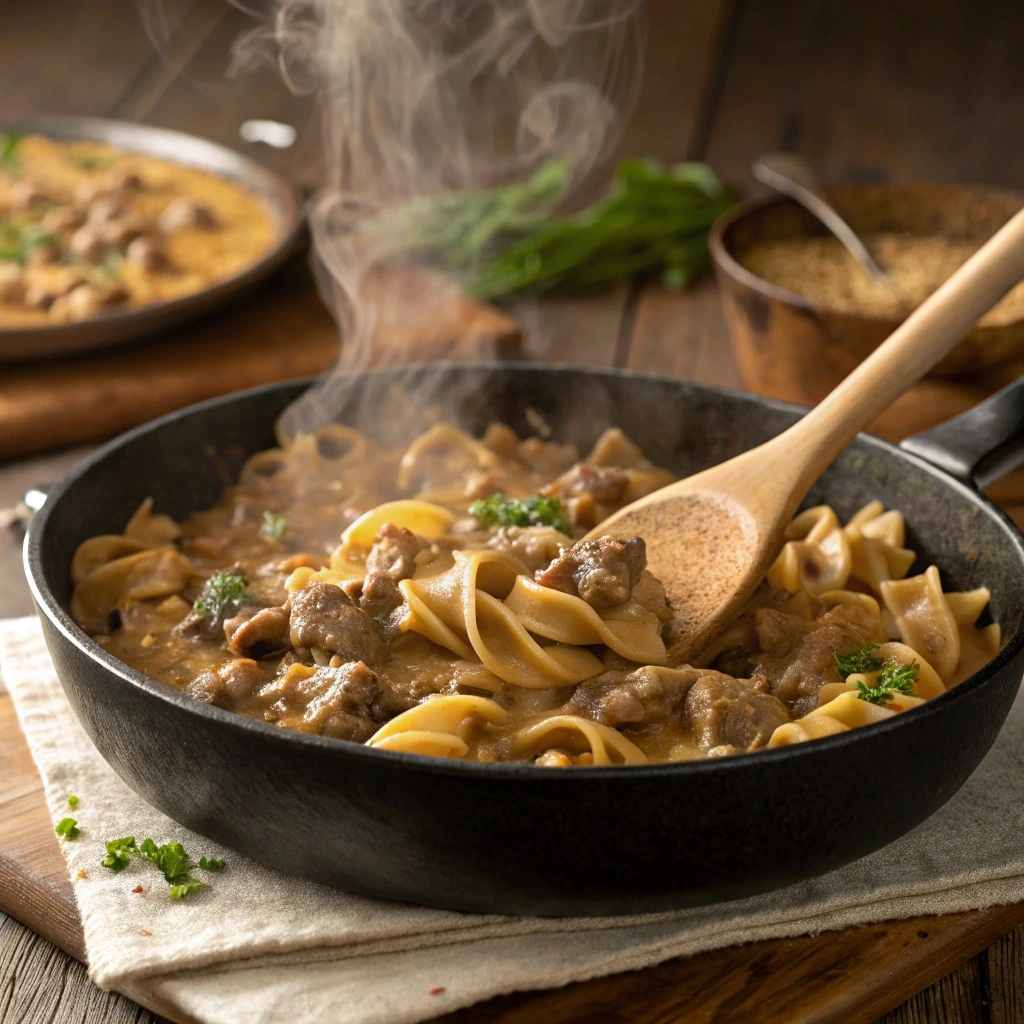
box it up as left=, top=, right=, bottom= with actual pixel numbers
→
left=0, top=261, right=521, bottom=462
left=2, top=690, right=1023, bottom=1024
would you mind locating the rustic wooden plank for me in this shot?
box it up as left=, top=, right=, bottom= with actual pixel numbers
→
left=984, top=925, right=1024, bottom=1024
left=878, top=955, right=985, bottom=1024
left=625, top=277, right=742, bottom=387
left=0, top=0, right=154, bottom=119
left=0, top=916, right=156, bottom=1024
left=702, top=0, right=1024, bottom=188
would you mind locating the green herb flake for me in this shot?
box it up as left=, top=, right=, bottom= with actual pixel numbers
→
left=169, top=881, right=206, bottom=900
left=834, top=642, right=884, bottom=680
left=0, top=132, right=23, bottom=170
left=101, top=836, right=138, bottom=872
left=856, top=661, right=920, bottom=705
left=193, top=570, right=252, bottom=621
left=67, top=794, right=79, bottom=809
left=68, top=152, right=113, bottom=171
left=100, top=835, right=218, bottom=899
left=468, top=493, right=569, bottom=535
left=262, top=510, right=287, bottom=540
left=55, top=817, right=80, bottom=840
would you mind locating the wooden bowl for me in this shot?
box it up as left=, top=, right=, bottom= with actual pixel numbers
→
left=709, top=183, right=1024, bottom=406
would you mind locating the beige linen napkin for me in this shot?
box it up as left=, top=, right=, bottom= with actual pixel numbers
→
left=5, top=614, right=1024, bottom=1024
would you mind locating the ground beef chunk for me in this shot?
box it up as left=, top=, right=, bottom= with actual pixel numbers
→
left=359, top=570, right=404, bottom=618
left=260, top=661, right=381, bottom=741
left=365, top=523, right=425, bottom=582
left=174, top=598, right=261, bottom=642
left=486, top=526, right=568, bottom=574
left=565, top=665, right=700, bottom=728
left=752, top=604, right=878, bottom=709
left=546, top=464, right=629, bottom=504
left=289, top=581, right=386, bottom=664
left=543, top=464, right=631, bottom=529
left=536, top=536, right=647, bottom=608
left=185, top=658, right=266, bottom=711
left=685, top=671, right=790, bottom=752
left=224, top=605, right=290, bottom=659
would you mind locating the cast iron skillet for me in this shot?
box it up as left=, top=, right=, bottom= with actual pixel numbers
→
left=24, top=364, right=1024, bottom=916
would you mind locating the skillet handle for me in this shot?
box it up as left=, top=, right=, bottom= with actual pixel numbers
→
left=899, top=376, right=1024, bottom=489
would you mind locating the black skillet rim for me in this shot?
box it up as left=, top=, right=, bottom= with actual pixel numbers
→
left=24, top=363, right=1024, bottom=782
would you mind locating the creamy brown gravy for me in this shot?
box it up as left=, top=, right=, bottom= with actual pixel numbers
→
left=0, top=134, right=275, bottom=325
left=72, top=423, right=1000, bottom=765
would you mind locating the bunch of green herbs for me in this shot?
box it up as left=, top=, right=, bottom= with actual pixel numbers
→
left=380, top=158, right=734, bottom=301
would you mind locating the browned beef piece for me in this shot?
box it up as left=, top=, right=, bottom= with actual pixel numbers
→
left=685, top=671, right=790, bottom=752
left=486, top=526, right=568, bottom=574
left=547, top=464, right=629, bottom=504
left=185, top=658, right=267, bottom=711
left=224, top=605, right=290, bottom=659
left=289, top=581, right=386, bottom=664
left=565, top=665, right=700, bottom=728
left=536, top=536, right=647, bottom=608
left=752, top=604, right=878, bottom=706
left=365, top=523, right=425, bottom=582
left=174, top=598, right=261, bottom=642
left=261, top=661, right=381, bottom=741
left=359, top=570, right=407, bottom=640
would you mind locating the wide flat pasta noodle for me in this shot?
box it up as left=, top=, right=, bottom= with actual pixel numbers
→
left=509, top=714, right=648, bottom=765
left=367, top=694, right=508, bottom=759
left=504, top=576, right=666, bottom=664
left=400, top=550, right=603, bottom=687
left=880, top=565, right=961, bottom=679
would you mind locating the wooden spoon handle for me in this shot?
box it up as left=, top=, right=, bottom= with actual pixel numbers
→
left=783, top=206, right=1024, bottom=490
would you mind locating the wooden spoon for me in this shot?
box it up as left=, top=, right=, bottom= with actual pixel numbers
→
left=591, top=207, right=1024, bottom=665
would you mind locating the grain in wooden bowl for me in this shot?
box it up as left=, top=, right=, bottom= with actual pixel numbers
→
left=709, top=183, right=1024, bottom=406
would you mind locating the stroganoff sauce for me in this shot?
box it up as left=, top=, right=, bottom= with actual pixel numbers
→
left=71, top=421, right=1001, bottom=766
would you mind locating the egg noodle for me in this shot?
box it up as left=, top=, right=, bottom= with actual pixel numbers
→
left=71, top=421, right=1000, bottom=766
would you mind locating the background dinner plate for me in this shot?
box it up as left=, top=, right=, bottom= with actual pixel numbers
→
left=0, top=115, right=306, bottom=362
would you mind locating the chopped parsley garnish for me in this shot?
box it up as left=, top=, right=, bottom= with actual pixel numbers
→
left=68, top=152, right=113, bottom=171
left=101, top=836, right=137, bottom=872
left=0, top=221, right=58, bottom=265
left=834, top=642, right=884, bottom=680
left=100, top=835, right=223, bottom=900
left=261, top=510, right=287, bottom=540
left=67, top=794, right=79, bottom=809
left=0, top=132, right=22, bottom=170
left=468, top=493, right=569, bottom=535
left=193, top=570, right=252, bottom=621
left=55, top=817, right=80, bottom=840
left=170, top=881, right=207, bottom=900
left=856, top=661, right=919, bottom=705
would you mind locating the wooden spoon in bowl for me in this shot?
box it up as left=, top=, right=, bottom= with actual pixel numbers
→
left=590, top=207, right=1024, bottom=665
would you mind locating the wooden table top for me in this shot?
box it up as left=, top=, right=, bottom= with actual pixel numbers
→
left=3, top=1, right=1024, bottom=1022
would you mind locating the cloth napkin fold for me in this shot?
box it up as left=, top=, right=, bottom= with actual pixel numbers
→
left=4, top=614, right=1024, bottom=1024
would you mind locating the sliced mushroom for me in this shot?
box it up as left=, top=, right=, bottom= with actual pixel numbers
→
left=9, top=182, right=53, bottom=210
left=125, top=235, right=168, bottom=272
left=71, top=535, right=149, bottom=585
left=49, top=284, right=106, bottom=322
left=26, top=242, right=60, bottom=267
left=41, top=206, right=86, bottom=234
left=98, top=215, right=145, bottom=247
left=124, top=497, right=181, bottom=546
left=87, top=196, right=128, bottom=225
left=105, top=168, right=143, bottom=192
left=71, top=547, right=194, bottom=635
left=0, top=265, right=25, bottom=304
left=69, top=226, right=105, bottom=262
left=158, top=197, right=216, bottom=233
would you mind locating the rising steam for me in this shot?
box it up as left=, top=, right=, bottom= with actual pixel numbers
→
left=233, top=0, right=644, bottom=440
